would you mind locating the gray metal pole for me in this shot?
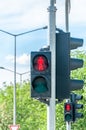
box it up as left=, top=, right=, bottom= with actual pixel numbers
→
left=66, top=122, right=71, bottom=130
left=47, top=0, right=57, bottom=130
left=65, top=0, right=71, bottom=32
left=65, top=0, right=71, bottom=130
left=13, top=36, right=16, bottom=125
left=65, top=0, right=69, bottom=32
left=20, top=74, right=22, bottom=87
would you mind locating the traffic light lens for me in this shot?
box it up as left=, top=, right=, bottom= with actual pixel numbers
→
left=33, top=55, right=48, bottom=71
left=65, top=104, right=71, bottom=111
left=32, top=77, right=48, bottom=93
left=65, top=114, right=72, bottom=121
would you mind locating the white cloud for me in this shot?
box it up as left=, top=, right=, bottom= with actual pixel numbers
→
left=69, top=0, right=86, bottom=24
left=6, top=53, right=29, bottom=65
left=0, top=0, right=85, bottom=32
left=6, top=55, right=14, bottom=63
left=16, top=54, right=29, bottom=65
left=56, top=0, right=86, bottom=27
left=0, top=0, right=49, bottom=31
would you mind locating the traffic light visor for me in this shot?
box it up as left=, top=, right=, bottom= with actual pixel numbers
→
left=33, top=55, right=48, bottom=71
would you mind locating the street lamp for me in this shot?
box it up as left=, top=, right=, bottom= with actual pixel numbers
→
left=18, top=71, right=30, bottom=87
left=0, top=26, right=47, bottom=125
left=0, top=66, right=30, bottom=87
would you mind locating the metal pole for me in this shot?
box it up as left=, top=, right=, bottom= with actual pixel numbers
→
left=65, top=0, right=71, bottom=32
left=20, top=74, right=22, bottom=87
left=65, top=0, right=69, bottom=32
left=13, top=36, right=16, bottom=125
left=65, top=0, right=71, bottom=130
left=66, top=122, right=71, bottom=130
left=47, top=0, right=56, bottom=130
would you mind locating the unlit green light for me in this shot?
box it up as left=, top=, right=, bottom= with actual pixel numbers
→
left=32, top=77, right=48, bottom=93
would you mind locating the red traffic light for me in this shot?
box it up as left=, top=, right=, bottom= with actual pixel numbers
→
left=65, top=103, right=71, bottom=111
left=31, top=51, right=51, bottom=98
left=64, top=102, right=73, bottom=122
left=33, top=55, right=48, bottom=71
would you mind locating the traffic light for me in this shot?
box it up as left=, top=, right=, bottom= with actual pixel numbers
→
left=56, top=32, right=84, bottom=99
left=64, top=102, right=73, bottom=122
left=56, top=32, right=70, bottom=99
left=30, top=51, right=51, bottom=99
left=70, top=93, right=83, bottom=122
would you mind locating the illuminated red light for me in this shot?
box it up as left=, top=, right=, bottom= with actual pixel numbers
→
left=33, top=55, right=48, bottom=71
left=65, top=104, right=71, bottom=111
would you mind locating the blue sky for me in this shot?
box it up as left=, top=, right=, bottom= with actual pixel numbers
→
left=0, top=0, right=86, bottom=87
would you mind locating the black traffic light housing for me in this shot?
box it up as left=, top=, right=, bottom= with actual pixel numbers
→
left=56, top=32, right=84, bottom=99
left=56, top=32, right=70, bottom=99
left=70, top=93, right=83, bottom=122
left=30, top=51, right=51, bottom=99
left=64, top=102, right=73, bottom=122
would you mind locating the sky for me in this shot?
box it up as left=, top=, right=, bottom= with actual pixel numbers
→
left=0, top=0, right=86, bottom=87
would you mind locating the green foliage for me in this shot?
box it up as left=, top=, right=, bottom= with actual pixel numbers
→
left=16, top=82, right=47, bottom=130
left=0, top=82, right=47, bottom=130
left=0, top=85, right=13, bottom=129
left=0, top=51, right=86, bottom=129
